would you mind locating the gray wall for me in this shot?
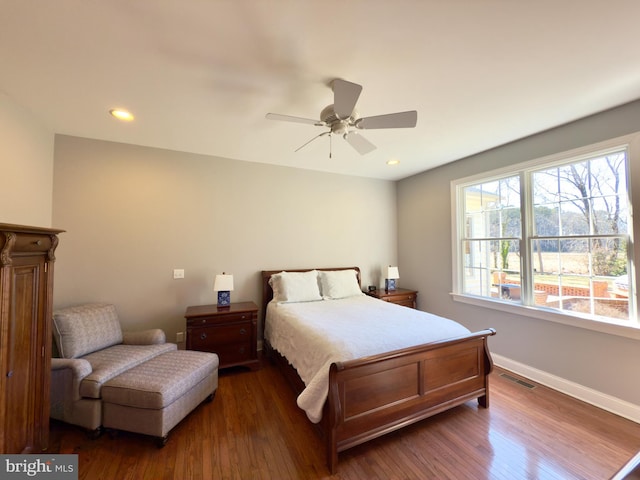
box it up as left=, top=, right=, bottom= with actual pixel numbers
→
left=397, top=99, right=640, bottom=407
left=0, top=93, right=54, bottom=226
left=52, top=135, right=397, bottom=342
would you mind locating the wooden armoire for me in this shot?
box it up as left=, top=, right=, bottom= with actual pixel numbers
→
left=0, top=223, right=63, bottom=453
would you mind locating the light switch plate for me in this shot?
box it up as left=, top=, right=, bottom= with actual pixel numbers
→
left=173, top=269, right=185, bottom=279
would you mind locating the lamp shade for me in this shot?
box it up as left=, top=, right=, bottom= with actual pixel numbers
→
left=386, top=266, right=400, bottom=279
left=214, top=274, right=234, bottom=292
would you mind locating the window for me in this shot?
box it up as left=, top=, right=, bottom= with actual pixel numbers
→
left=452, top=134, right=637, bottom=330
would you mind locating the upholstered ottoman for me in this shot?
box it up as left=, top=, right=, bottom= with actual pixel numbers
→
left=101, top=350, right=219, bottom=444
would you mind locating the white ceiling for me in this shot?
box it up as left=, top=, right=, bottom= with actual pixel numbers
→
left=2, top=1, right=640, bottom=181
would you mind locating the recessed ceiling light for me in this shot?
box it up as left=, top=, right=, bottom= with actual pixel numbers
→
left=109, top=108, right=134, bottom=121
left=387, top=159, right=400, bottom=166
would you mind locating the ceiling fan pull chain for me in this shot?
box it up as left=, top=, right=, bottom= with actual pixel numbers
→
left=329, top=133, right=332, bottom=159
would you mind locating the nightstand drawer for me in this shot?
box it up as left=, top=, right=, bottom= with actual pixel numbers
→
left=188, top=330, right=251, bottom=366
left=188, top=311, right=254, bottom=327
left=188, top=323, right=250, bottom=347
left=391, top=297, right=416, bottom=308
left=213, top=342, right=252, bottom=365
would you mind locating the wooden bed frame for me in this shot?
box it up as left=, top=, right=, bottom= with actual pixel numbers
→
left=261, top=267, right=496, bottom=474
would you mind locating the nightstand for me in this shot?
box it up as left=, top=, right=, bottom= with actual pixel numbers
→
left=185, top=301, right=259, bottom=371
left=365, top=288, right=418, bottom=309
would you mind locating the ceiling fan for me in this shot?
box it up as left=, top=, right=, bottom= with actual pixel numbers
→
left=266, top=79, right=417, bottom=157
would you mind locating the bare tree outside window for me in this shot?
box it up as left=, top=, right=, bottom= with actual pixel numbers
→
left=532, top=153, right=628, bottom=277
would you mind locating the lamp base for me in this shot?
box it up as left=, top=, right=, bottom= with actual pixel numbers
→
left=385, top=279, right=396, bottom=291
left=217, top=290, right=231, bottom=306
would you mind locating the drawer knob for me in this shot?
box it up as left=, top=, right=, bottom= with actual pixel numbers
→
left=239, top=328, right=247, bottom=335
left=6, top=371, right=13, bottom=378
left=200, top=333, right=207, bottom=340
left=238, top=347, right=245, bottom=354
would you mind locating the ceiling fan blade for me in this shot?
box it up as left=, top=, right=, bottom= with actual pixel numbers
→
left=356, top=110, right=417, bottom=129
left=295, top=131, right=330, bottom=152
left=266, top=113, right=323, bottom=126
left=343, top=131, right=376, bottom=155
left=332, top=79, right=362, bottom=120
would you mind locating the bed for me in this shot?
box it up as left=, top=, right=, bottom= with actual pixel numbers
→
left=261, top=267, right=496, bottom=473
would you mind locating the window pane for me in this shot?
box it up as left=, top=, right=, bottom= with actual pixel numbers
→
left=532, top=238, right=558, bottom=274
left=461, top=240, right=493, bottom=296
left=591, top=237, right=627, bottom=277
left=533, top=205, right=558, bottom=237
left=534, top=163, right=591, bottom=237
left=462, top=238, right=522, bottom=302
left=591, top=196, right=628, bottom=234
left=533, top=167, right=560, bottom=204
left=487, top=207, right=521, bottom=239
left=559, top=201, right=588, bottom=235
left=463, top=176, right=521, bottom=240
left=464, top=188, right=482, bottom=214
left=530, top=237, right=630, bottom=320
left=590, top=153, right=627, bottom=198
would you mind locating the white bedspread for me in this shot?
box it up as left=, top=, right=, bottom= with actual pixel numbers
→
left=264, top=295, right=471, bottom=423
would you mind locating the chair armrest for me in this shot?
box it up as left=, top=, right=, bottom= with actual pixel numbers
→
left=49, top=358, right=93, bottom=420
left=51, top=358, right=93, bottom=405
left=122, top=329, right=166, bottom=345
left=51, top=357, right=92, bottom=380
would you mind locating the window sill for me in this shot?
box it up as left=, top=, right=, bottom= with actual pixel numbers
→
left=450, top=292, right=640, bottom=341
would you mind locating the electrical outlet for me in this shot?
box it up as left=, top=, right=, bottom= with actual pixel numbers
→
left=176, top=332, right=184, bottom=343
left=173, top=269, right=185, bottom=279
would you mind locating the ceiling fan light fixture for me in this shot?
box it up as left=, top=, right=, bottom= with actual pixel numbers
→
left=333, top=121, right=349, bottom=136
left=109, top=108, right=134, bottom=121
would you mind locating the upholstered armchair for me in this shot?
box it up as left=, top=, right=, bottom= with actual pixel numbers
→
left=50, top=303, right=177, bottom=433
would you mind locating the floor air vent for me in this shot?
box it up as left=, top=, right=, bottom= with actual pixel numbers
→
left=500, top=373, right=536, bottom=390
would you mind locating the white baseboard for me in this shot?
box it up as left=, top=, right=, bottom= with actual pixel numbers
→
left=493, top=353, right=640, bottom=424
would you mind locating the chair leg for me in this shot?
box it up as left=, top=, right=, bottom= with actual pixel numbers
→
left=156, top=435, right=169, bottom=448
left=204, top=391, right=216, bottom=403
left=86, top=426, right=103, bottom=440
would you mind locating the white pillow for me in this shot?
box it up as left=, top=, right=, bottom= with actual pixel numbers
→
left=269, top=270, right=322, bottom=303
left=319, top=269, right=363, bottom=299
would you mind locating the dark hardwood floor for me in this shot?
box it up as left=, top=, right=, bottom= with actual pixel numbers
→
left=49, top=358, right=640, bottom=479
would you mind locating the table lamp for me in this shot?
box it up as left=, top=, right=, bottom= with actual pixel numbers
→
left=385, top=266, right=399, bottom=291
left=214, top=272, right=234, bottom=307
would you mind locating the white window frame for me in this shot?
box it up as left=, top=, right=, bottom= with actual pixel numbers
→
left=451, top=132, right=640, bottom=340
